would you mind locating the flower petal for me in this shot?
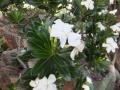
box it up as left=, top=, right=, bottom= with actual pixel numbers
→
left=70, top=48, right=78, bottom=60
left=51, top=24, right=63, bottom=37
left=33, top=86, right=42, bottom=90
left=87, top=77, right=92, bottom=84
left=112, top=43, right=118, bottom=48
left=35, top=77, right=40, bottom=85
left=68, top=32, right=81, bottom=46
left=62, top=23, right=74, bottom=34
left=38, top=86, right=47, bottom=90
left=29, top=80, right=37, bottom=87
left=82, top=85, right=90, bottom=90
left=89, top=3, right=94, bottom=10
left=102, top=43, right=108, bottom=47
left=81, top=1, right=89, bottom=9
left=54, top=19, right=64, bottom=24
left=40, top=77, right=48, bottom=85
left=59, top=35, right=67, bottom=48
left=109, top=0, right=114, bottom=4
left=76, top=40, right=85, bottom=52
left=48, top=74, right=56, bottom=84
left=48, top=84, right=57, bottom=90
left=106, top=38, right=114, bottom=44
left=106, top=46, right=111, bottom=53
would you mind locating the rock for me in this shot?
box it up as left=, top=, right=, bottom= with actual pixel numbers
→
left=0, top=61, right=20, bottom=90
left=1, top=49, right=17, bottom=65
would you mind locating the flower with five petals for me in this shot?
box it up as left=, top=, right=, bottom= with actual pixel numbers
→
left=50, top=19, right=81, bottom=48
left=102, top=38, right=118, bottom=53
left=38, top=74, right=57, bottom=90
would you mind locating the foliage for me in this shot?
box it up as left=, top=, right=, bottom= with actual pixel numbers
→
left=0, top=0, right=119, bottom=90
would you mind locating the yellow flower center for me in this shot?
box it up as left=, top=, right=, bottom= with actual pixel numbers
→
left=46, top=84, right=50, bottom=89
left=66, top=34, right=68, bottom=37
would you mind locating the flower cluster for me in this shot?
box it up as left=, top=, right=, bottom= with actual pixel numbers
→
left=23, top=2, right=35, bottom=9
left=95, top=6, right=119, bottom=53
left=80, top=0, right=114, bottom=10
left=82, top=77, right=92, bottom=90
left=98, top=9, right=117, bottom=15
left=29, top=74, right=57, bottom=90
left=50, top=19, right=85, bottom=60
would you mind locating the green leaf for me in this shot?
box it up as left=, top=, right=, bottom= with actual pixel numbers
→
left=44, top=43, right=52, bottom=51
left=53, top=55, right=71, bottom=81
left=31, top=59, right=50, bottom=75
left=69, top=67, right=80, bottom=78
left=27, top=37, right=45, bottom=50
left=53, top=55, right=66, bottom=67
left=19, top=50, right=35, bottom=61
left=0, top=37, right=4, bottom=46
left=58, top=47, right=73, bottom=60
left=7, top=10, right=25, bottom=24
left=32, top=49, right=51, bottom=59
left=36, top=27, right=50, bottom=45
left=0, top=0, right=10, bottom=11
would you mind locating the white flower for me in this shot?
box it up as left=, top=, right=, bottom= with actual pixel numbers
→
left=66, top=4, right=72, bottom=10
left=102, top=38, right=118, bottom=53
left=50, top=19, right=81, bottom=48
left=98, top=10, right=108, bottom=15
left=86, top=77, right=92, bottom=84
left=38, top=74, right=57, bottom=90
left=81, top=0, right=94, bottom=10
left=96, top=22, right=105, bottom=31
left=23, top=3, right=35, bottom=9
left=82, top=85, right=90, bottom=90
left=109, top=9, right=117, bottom=15
left=109, top=0, right=114, bottom=4
left=70, top=40, right=85, bottom=60
left=29, top=77, right=41, bottom=90
left=110, top=23, right=120, bottom=32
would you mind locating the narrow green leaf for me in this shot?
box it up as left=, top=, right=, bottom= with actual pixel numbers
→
left=53, top=55, right=65, bottom=67
left=31, top=59, right=49, bottom=75
left=53, top=55, right=71, bottom=81
left=56, top=64, right=71, bottom=81
left=36, top=28, right=50, bottom=45
left=19, top=50, right=34, bottom=61
left=27, top=37, right=45, bottom=50
left=32, top=49, right=51, bottom=59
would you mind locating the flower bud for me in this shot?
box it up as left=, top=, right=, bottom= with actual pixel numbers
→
left=50, top=37, right=53, bottom=42
left=54, top=37, right=57, bottom=43
left=48, top=26, right=51, bottom=33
